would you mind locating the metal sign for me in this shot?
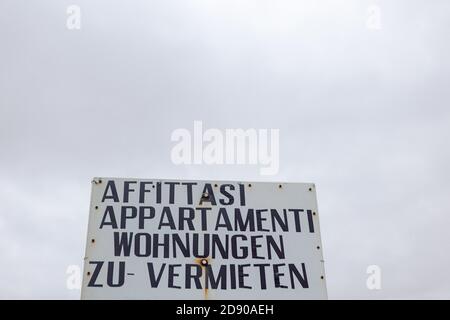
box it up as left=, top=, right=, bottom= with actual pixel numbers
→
left=81, top=178, right=327, bottom=299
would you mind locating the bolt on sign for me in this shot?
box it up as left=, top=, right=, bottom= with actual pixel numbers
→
left=81, top=178, right=327, bottom=299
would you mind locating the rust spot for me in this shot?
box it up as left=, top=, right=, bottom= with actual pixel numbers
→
left=194, top=257, right=211, bottom=265
left=194, top=257, right=211, bottom=300
left=199, top=192, right=211, bottom=206
left=204, top=272, right=208, bottom=299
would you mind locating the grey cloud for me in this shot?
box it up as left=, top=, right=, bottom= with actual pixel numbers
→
left=0, top=0, right=449, bottom=299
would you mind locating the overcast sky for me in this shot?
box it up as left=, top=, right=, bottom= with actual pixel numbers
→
left=1, top=0, right=449, bottom=299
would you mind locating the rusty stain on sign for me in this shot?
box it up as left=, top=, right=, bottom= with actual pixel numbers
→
left=194, top=257, right=211, bottom=299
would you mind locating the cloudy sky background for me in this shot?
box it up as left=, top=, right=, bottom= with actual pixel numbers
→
left=1, top=0, right=449, bottom=299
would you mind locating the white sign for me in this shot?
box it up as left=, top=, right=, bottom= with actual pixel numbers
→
left=81, top=178, right=327, bottom=299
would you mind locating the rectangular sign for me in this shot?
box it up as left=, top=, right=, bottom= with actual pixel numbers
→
left=81, top=178, right=327, bottom=299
